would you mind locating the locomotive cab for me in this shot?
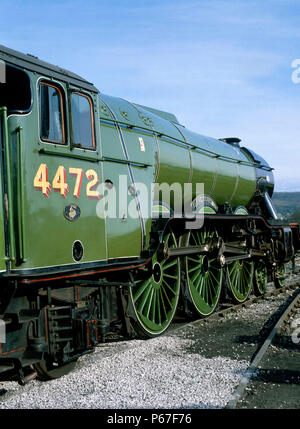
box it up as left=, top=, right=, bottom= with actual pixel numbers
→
left=0, top=63, right=33, bottom=273
left=0, top=48, right=146, bottom=276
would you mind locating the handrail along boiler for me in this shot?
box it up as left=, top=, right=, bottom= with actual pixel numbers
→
left=0, top=46, right=298, bottom=383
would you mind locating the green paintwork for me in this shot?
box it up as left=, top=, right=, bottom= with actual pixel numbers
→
left=99, top=94, right=157, bottom=255
left=6, top=74, right=106, bottom=271
left=199, top=206, right=217, bottom=214
left=0, top=109, right=9, bottom=271
left=253, top=259, right=268, bottom=295
left=227, top=260, right=254, bottom=303
left=185, top=227, right=222, bottom=316
left=275, top=265, right=285, bottom=287
left=135, top=104, right=180, bottom=124
left=0, top=48, right=262, bottom=276
left=234, top=206, right=249, bottom=215
left=129, top=231, right=180, bottom=337
left=174, top=126, right=256, bottom=207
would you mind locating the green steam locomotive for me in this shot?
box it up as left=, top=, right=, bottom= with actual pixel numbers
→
left=0, top=45, right=298, bottom=383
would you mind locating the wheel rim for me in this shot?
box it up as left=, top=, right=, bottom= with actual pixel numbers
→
left=185, top=227, right=222, bottom=316
left=227, top=259, right=254, bottom=302
left=129, top=231, right=180, bottom=336
left=254, top=260, right=268, bottom=295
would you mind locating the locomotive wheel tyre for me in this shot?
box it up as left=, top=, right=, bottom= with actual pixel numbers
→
left=34, top=358, right=78, bottom=381
left=184, top=226, right=222, bottom=317
left=226, top=259, right=254, bottom=303
left=128, top=229, right=181, bottom=339
left=253, top=259, right=268, bottom=296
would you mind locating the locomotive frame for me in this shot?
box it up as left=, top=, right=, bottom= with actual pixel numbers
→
left=0, top=45, right=298, bottom=384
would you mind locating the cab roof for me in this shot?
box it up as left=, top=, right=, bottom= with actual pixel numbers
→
left=0, top=44, right=99, bottom=93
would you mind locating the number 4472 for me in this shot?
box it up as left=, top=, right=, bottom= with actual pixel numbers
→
left=33, top=163, right=100, bottom=200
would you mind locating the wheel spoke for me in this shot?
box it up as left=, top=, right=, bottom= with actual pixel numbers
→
left=159, top=288, right=168, bottom=318
left=163, top=279, right=177, bottom=295
left=156, top=290, right=161, bottom=325
left=137, top=284, right=153, bottom=314
left=208, top=270, right=219, bottom=285
left=133, top=278, right=151, bottom=302
left=164, top=273, right=177, bottom=279
left=188, top=264, right=201, bottom=273
left=146, top=288, right=154, bottom=319
left=161, top=283, right=172, bottom=307
left=185, top=227, right=222, bottom=317
left=191, top=269, right=201, bottom=285
left=275, top=265, right=285, bottom=287
left=149, top=289, right=156, bottom=322
left=163, top=260, right=177, bottom=270
left=195, top=274, right=203, bottom=294
left=227, top=260, right=253, bottom=303
left=128, top=230, right=180, bottom=337
left=254, top=259, right=268, bottom=296
left=187, top=256, right=201, bottom=264
left=207, top=278, right=213, bottom=305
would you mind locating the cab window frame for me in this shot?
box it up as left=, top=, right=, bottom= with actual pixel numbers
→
left=38, top=80, right=67, bottom=145
left=1, top=63, right=33, bottom=116
left=70, top=91, right=96, bottom=151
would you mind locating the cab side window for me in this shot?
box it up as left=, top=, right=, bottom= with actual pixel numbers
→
left=39, top=81, right=66, bottom=144
left=71, top=92, right=95, bottom=149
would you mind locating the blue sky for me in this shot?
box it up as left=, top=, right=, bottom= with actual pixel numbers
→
left=1, top=0, right=300, bottom=191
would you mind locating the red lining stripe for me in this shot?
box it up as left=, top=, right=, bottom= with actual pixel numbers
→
left=19, top=258, right=152, bottom=285
left=0, top=344, right=25, bottom=355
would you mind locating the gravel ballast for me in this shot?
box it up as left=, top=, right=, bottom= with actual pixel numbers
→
left=0, top=334, right=249, bottom=409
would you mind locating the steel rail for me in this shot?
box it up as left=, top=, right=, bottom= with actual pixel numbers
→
left=224, top=286, right=300, bottom=409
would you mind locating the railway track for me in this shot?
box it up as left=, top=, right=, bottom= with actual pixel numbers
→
left=225, top=287, right=300, bottom=409
left=177, top=281, right=300, bottom=327
left=107, top=260, right=300, bottom=341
